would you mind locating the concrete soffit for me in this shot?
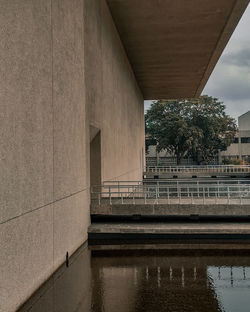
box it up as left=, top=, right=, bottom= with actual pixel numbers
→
left=195, top=0, right=250, bottom=97
left=106, top=0, right=249, bottom=100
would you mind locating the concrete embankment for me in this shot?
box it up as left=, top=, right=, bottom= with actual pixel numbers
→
left=88, top=222, right=250, bottom=240
left=91, top=203, right=250, bottom=218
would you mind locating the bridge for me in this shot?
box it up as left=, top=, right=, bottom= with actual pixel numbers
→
left=144, top=165, right=250, bottom=179
left=89, top=179, right=250, bottom=241
left=91, top=179, right=250, bottom=206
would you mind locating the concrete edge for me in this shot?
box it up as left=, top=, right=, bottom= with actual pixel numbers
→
left=195, top=0, right=250, bottom=96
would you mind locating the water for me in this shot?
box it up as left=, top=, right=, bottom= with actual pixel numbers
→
left=19, top=244, right=250, bottom=312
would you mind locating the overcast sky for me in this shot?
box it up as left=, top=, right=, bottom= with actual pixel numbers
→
left=145, top=5, right=250, bottom=121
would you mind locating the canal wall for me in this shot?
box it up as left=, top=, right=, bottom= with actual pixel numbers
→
left=91, top=204, right=250, bottom=218
left=0, top=0, right=144, bottom=311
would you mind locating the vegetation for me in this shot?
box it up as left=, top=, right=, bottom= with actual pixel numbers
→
left=222, top=158, right=248, bottom=165
left=145, top=96, right=237, bottom=165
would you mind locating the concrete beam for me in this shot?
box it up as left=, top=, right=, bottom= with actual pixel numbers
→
left=91, top=203, right=250, bottom=217
left=107, top=0, right=249, bottom=99
left=88, top=222, right=250, bottom=235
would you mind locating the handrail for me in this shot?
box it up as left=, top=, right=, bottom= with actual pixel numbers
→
left=101, top=179, right=249, bottom=185
left=91, top=183, right=250, bottom=205
left=144, top=165, right=250, bottom=174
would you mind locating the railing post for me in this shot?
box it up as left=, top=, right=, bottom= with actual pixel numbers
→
left=167, top=187, right=170, bottom=204
left=227, top=186, right=230, bottom=204
left=98, top=193, right=101, bottom=205
left=144, top=192, right=146, bottom=204
left=121, top=194, right=124, bottom=204
left=203, top=187, right=205, bottom=205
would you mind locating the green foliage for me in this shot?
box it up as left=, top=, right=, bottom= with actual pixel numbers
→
left=145, top=96, right=237, bottom=164
left=222, top=158, right=244, bottom=165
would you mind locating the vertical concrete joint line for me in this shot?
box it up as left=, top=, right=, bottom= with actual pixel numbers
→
left=50, top=0, right=55, bottom=269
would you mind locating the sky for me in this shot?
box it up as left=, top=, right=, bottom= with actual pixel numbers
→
left=145, top=5, right=250, bottom=121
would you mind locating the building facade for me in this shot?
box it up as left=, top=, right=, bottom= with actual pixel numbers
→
left=0, top=0, right=248, bottom=311
left=220, top=111, right=250, bottom=164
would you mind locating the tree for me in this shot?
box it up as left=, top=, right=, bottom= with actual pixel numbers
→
left=145, top=96, right=237, bottom=165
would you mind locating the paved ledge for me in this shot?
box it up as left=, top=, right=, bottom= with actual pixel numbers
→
left=91, top=204, right=250, bottom=217
left=89, top=243, right=250, bottom=251
left=88, top=222, right=250, bottom=235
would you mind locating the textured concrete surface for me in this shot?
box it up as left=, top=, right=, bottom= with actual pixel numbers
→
left=89, top=222, right=250, bottom=235
left=0, top=0, right=89, bottom=311
left=107, top=0, right=249, bottom=99
left=53, top=191, right=90, bottom=270
left=90, top=243, right=250, bottom=251
left=0, top=205, right=54, bottom=312
left=53, top=0, right=86, bottom=200
left=0, top=0, right=53, bottom=224
left=91, top=203, right=250, bottom=217
left=84, top=0, right=145, bottom=183
left=0, top=0, right=146, bottom=310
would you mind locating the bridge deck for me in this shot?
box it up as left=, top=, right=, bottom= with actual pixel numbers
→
left=88, top=222, right=250, bottom=239
left=144, top=165, right=250, bottom=178
left=91, top=203, right=250, bottom=218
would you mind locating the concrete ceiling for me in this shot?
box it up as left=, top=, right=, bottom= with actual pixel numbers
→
left=107, top=0, right=249, bottom=99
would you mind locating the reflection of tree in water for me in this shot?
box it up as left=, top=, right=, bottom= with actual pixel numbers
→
left=133, top=266, right=222, bottom=312
left=91, top=252, right=250, bottom=312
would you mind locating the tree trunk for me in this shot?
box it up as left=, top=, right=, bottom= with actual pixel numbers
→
left=176, top=154, right=181, bottom=165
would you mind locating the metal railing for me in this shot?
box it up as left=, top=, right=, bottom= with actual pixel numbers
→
left=91, top=182, right=250, bottom=205
left=144, top=165, right=250, bottom=174
left=102, top=179, right=250, bottom=187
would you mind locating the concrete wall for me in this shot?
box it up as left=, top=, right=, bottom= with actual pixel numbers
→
left=220, top=142, right=239, bottom=157
left=221, top=111, right=250, bottom=161
left=84, top=0, right=145, bottom=183
left=0, top=0, right=144, bottom=312
left=221, top=130, right=250, bottom=161
left=239, top=111, right=250, bottom=131
left=0, top=0, right=144, bottom=311
left=0, top=1, right=89, bottom=311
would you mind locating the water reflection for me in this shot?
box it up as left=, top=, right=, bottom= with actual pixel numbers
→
left=19, top=245, right=250, bottom=312
left=208, top=266, right=250, bottom=312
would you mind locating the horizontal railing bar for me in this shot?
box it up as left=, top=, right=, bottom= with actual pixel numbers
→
left=99, top=182, right=250, bottom=188
left=144, top=165, right=250, bottom=173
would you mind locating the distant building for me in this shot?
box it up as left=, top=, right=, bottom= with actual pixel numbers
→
left=220, top=111, right=250, bottom=164
left=146, top=145, right=198, bottom=166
